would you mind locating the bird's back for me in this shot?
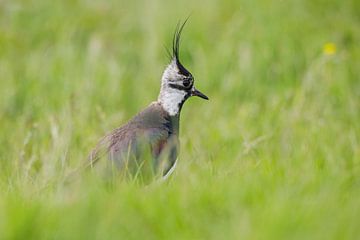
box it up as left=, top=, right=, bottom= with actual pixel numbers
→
left=89, top=102, right=179, bottom=179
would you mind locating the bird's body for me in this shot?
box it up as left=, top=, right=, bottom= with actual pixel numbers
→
left=89, top=21, right=208, bottom=180
left=89, top=102, right=180, bottom=178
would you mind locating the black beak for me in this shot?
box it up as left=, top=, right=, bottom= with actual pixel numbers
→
left=191, top=87, right=209, bottom=100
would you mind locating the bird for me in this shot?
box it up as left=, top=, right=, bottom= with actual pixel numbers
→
left=88, top=21, right=208, bottom=181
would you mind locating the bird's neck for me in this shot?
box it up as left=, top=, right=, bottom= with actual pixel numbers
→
left=168, top=114, right=180, bottom=136
left=158, top=88, right=188, bottom=116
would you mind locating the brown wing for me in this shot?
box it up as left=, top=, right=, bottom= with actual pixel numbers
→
left=87, top=125, right=134, bottom=167
left=88, top=127, right=178, bottom=176
left=87, top=102, right=179, bottom=176
left=145, top=127, right=179, bottom=176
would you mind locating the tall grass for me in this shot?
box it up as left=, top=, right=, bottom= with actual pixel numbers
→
left=0, top=0, right=359, bottom=239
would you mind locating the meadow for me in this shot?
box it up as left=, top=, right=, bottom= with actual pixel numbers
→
left=0, top=0, right=359, bottom=239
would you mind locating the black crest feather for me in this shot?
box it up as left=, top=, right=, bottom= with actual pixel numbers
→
left=171, top=18, right=191, bottom=77
left=172, top=19, right=189, bottom=62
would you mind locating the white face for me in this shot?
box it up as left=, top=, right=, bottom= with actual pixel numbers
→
left=158, top=59, right=194, bottom=116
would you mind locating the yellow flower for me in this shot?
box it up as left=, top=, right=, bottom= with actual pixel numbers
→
left=323, top=42, right=337, bottom=56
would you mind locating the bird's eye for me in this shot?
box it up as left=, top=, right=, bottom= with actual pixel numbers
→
left=183, top=78, right=191, bottom=87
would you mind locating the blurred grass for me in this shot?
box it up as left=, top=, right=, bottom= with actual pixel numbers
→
left=0, top=0, right=360, bottom=239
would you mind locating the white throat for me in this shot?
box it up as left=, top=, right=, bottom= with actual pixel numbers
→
left=158, top=87, right=187, bottom=116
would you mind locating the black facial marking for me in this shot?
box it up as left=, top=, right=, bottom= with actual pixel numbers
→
left=177, top=91, right=192, bottom=113
left=169, top=83, right=193, bottom=91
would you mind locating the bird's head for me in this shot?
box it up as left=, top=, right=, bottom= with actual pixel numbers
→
left=158, top=21, right=208, bottom=116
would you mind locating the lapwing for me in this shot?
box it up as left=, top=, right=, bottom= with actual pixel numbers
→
left=88, top=21, right=208, bottom=181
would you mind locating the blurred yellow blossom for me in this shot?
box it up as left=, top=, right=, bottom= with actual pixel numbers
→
left=323, top=42, right=337, bottom=55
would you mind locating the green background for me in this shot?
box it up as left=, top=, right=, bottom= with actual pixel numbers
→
left=0, top=0, right=359, bottom=239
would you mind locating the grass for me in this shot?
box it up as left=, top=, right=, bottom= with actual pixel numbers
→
left=0, top=0, right=360, bottom=239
